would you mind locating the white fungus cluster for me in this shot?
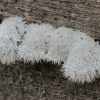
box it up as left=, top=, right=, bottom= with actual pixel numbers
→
left=18, top=23, right=54, bottom=63
left=62, top=31, right=100, bottom=83
left=44, top=27, right=74, bottom=64
left=0, top=16, right=100, bottom=83
left=0, top=16, right=27, bottom=64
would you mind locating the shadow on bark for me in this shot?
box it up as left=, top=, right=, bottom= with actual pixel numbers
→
left=0, top=61, right=100, bottom=100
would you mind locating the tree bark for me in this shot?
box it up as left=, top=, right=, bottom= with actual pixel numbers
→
left=0, top=0, right=100, bottom=39
left=0, top=62, right=100, bottom=100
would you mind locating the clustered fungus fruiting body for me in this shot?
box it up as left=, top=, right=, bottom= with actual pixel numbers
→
left=0, top=16, right=100, bottom=83
left=62, top=31, right=100, bottom=83
left=0, top=16, right=27, bottom=64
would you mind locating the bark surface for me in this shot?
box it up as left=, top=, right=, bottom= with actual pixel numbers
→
left=0, top=62, right=100, bottom=100
left=0, top=0, right=100, bottom=38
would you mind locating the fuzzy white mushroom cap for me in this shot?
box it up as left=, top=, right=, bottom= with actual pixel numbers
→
left=44, top=27, right=74, bottom=64
left=62, top=30, right=100, bottom=83
left=18, top=23, right=54, bottom=63
left=0, top=16, right=27, bottom=64
left=1, top=16, right=100, bottom=83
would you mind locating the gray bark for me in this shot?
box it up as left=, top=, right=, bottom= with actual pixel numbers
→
left=0, top=62, right=100, bottom=100
left=0, top=0, right=100, bottom=39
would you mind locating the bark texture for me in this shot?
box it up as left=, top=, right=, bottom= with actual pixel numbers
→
left=0, top=0, right=100, bottom=38
left=0, top=0, right=100, bottom=100
left=0, top=62, right=100, bottom=100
